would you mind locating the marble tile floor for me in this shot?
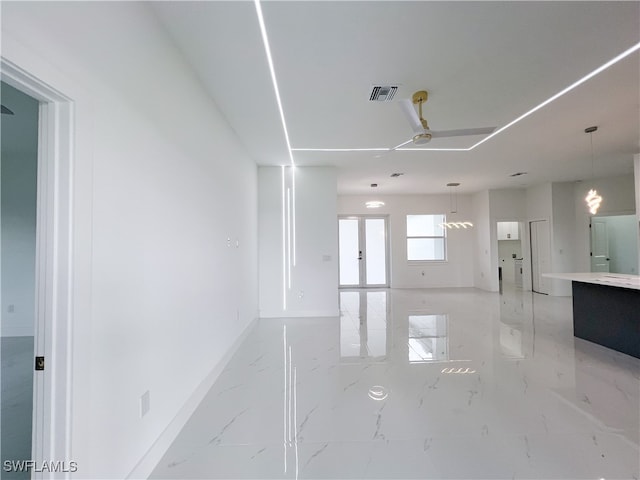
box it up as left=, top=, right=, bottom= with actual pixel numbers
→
left=151, top=287, right=640, bottom=479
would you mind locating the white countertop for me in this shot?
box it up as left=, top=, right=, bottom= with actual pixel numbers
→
left=543, top=272, right=640, bottom=290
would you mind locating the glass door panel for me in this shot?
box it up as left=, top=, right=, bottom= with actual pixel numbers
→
left=339, top=216, right=388, bottom=287
left=339, top=218, right=360, bottom=286
left=365, top=218, right=387, bottom=286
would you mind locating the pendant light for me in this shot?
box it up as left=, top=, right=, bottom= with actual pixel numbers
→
left=584, top=126, right=602, bottom=215
left=441, top=182, right=473, bottom=229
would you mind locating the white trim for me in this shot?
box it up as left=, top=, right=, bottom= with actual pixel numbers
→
left=1, top=58, right=74, bottom=479
left=126, top=317, right=260, bottom=479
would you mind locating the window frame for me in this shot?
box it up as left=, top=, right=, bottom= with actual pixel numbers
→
left=406, top=214, right=448, bottom=263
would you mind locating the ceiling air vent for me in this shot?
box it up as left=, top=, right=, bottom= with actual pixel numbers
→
left=369, top=85, right=398, bottom=102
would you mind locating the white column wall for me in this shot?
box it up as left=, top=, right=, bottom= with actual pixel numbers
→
left=259, top=166, right=339, bottom=317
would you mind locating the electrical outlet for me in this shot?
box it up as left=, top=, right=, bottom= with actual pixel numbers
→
left=140, top=390, right=150, bottom=418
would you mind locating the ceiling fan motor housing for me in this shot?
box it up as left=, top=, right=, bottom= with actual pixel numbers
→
left=413, top=132, right=432, bottom=145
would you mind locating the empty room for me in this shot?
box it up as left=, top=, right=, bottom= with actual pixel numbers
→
left=1, top=1, right=638, bottom=479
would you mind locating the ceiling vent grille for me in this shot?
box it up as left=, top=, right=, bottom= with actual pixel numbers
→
left=369, top=85, right=398, bottom=102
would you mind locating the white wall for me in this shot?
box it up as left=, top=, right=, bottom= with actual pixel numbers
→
left=1, top=84, right=39, bottom=337
left=469, top=190, right=491, bottom=291
left=259, top=166, right=339, bottom=317
left=2, top=3, right=258, bottom=478
left=338, top=194, right=475, bottom=289
left=598, top=215, right=639, bottom=274
left=574, top=174, right=636, bottom=272
left=550, top=182, right=576, bottom=296
left=635, top=154, right=640, bottom=274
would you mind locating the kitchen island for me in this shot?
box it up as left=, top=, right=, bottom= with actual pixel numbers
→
left=544, top=273, right=639, bottom=358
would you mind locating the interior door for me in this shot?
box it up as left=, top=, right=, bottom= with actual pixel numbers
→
left=590, top=219, right=610, bottom=272
left=338, top=216, right=388, bottom=287
left=530, top=220, right=550, bottom=294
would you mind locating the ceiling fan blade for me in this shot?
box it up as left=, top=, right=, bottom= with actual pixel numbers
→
left=430, top=126, right=496, bottom=138
left=390, top=138, right=414, bottom=151
left=398, top=99, right=423, bottom=134
left=1, top=105, right=15, bottom=115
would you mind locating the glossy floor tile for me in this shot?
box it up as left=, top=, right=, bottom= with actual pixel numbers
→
left=151, top=287, right=640, bottom=479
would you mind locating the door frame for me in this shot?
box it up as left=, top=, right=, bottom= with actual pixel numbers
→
left=2, top=58, right=74, bottom=475
left=338, top=215, right=390, bottom=288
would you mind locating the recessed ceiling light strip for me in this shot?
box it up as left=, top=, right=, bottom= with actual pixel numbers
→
left=254, top=0, right=295, bottom=166
left=292, top=148, right=389, bottom=152
left=470, top=41, right=640, bottom=150
left=291, top=42, right=639, bottom=154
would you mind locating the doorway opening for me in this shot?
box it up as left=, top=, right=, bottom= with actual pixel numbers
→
left=1, top=59, right=75, bottom=473
left=497, top=221, right=524, bottom=291
left=1, top=81, right=39, bottom=478
left=338, top=215, right=389, bottom=288
left=590, top=214, right=638, bottom=274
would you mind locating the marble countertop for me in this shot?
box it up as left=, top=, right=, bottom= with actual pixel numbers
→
left=543, top=272, right=640, bottom=290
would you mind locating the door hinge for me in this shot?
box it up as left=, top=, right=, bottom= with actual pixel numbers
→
left=35, top=356, right=45, bottom=371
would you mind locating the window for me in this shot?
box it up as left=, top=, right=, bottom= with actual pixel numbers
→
left=406, top=214, right=446, bottom=261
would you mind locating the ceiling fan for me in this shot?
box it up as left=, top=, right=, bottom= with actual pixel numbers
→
left=393, top=90, right=496, bottom=149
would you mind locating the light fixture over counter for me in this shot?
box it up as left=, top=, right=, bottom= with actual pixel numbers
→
left=441, top=183, right=474, bottom=229
left=366, top=200, right=385, bottom=209
left=584, top=126, right=602, bottom=215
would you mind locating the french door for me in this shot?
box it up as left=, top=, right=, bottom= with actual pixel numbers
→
left=338, top=216, right=389, bottom=288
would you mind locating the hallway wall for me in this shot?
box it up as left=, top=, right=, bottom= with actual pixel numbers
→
left=2, top=3, right=258, bottom=478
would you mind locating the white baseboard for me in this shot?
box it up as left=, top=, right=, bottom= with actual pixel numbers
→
left=126, top=317, right=259, bottom=480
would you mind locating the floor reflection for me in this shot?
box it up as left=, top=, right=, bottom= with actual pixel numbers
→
left=151, top=287, right=640, bottom=480
left=339, top=290, right=388, bottom=361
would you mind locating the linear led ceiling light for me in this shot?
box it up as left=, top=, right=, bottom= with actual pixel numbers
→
left=292, top=42, right=640, bottom=153
left=254, top=0, right=295, bottom=166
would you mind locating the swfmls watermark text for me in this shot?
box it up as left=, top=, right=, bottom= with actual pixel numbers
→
left=3, top=460, right=78, bottom=473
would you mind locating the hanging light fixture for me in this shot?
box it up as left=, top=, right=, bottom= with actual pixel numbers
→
left=440, top=183, right=474, bottom=229
left=584, top=126, right=602, bottom=215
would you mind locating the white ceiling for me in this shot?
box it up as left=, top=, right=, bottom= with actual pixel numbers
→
left=152, top=1, right=640, bottom=195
